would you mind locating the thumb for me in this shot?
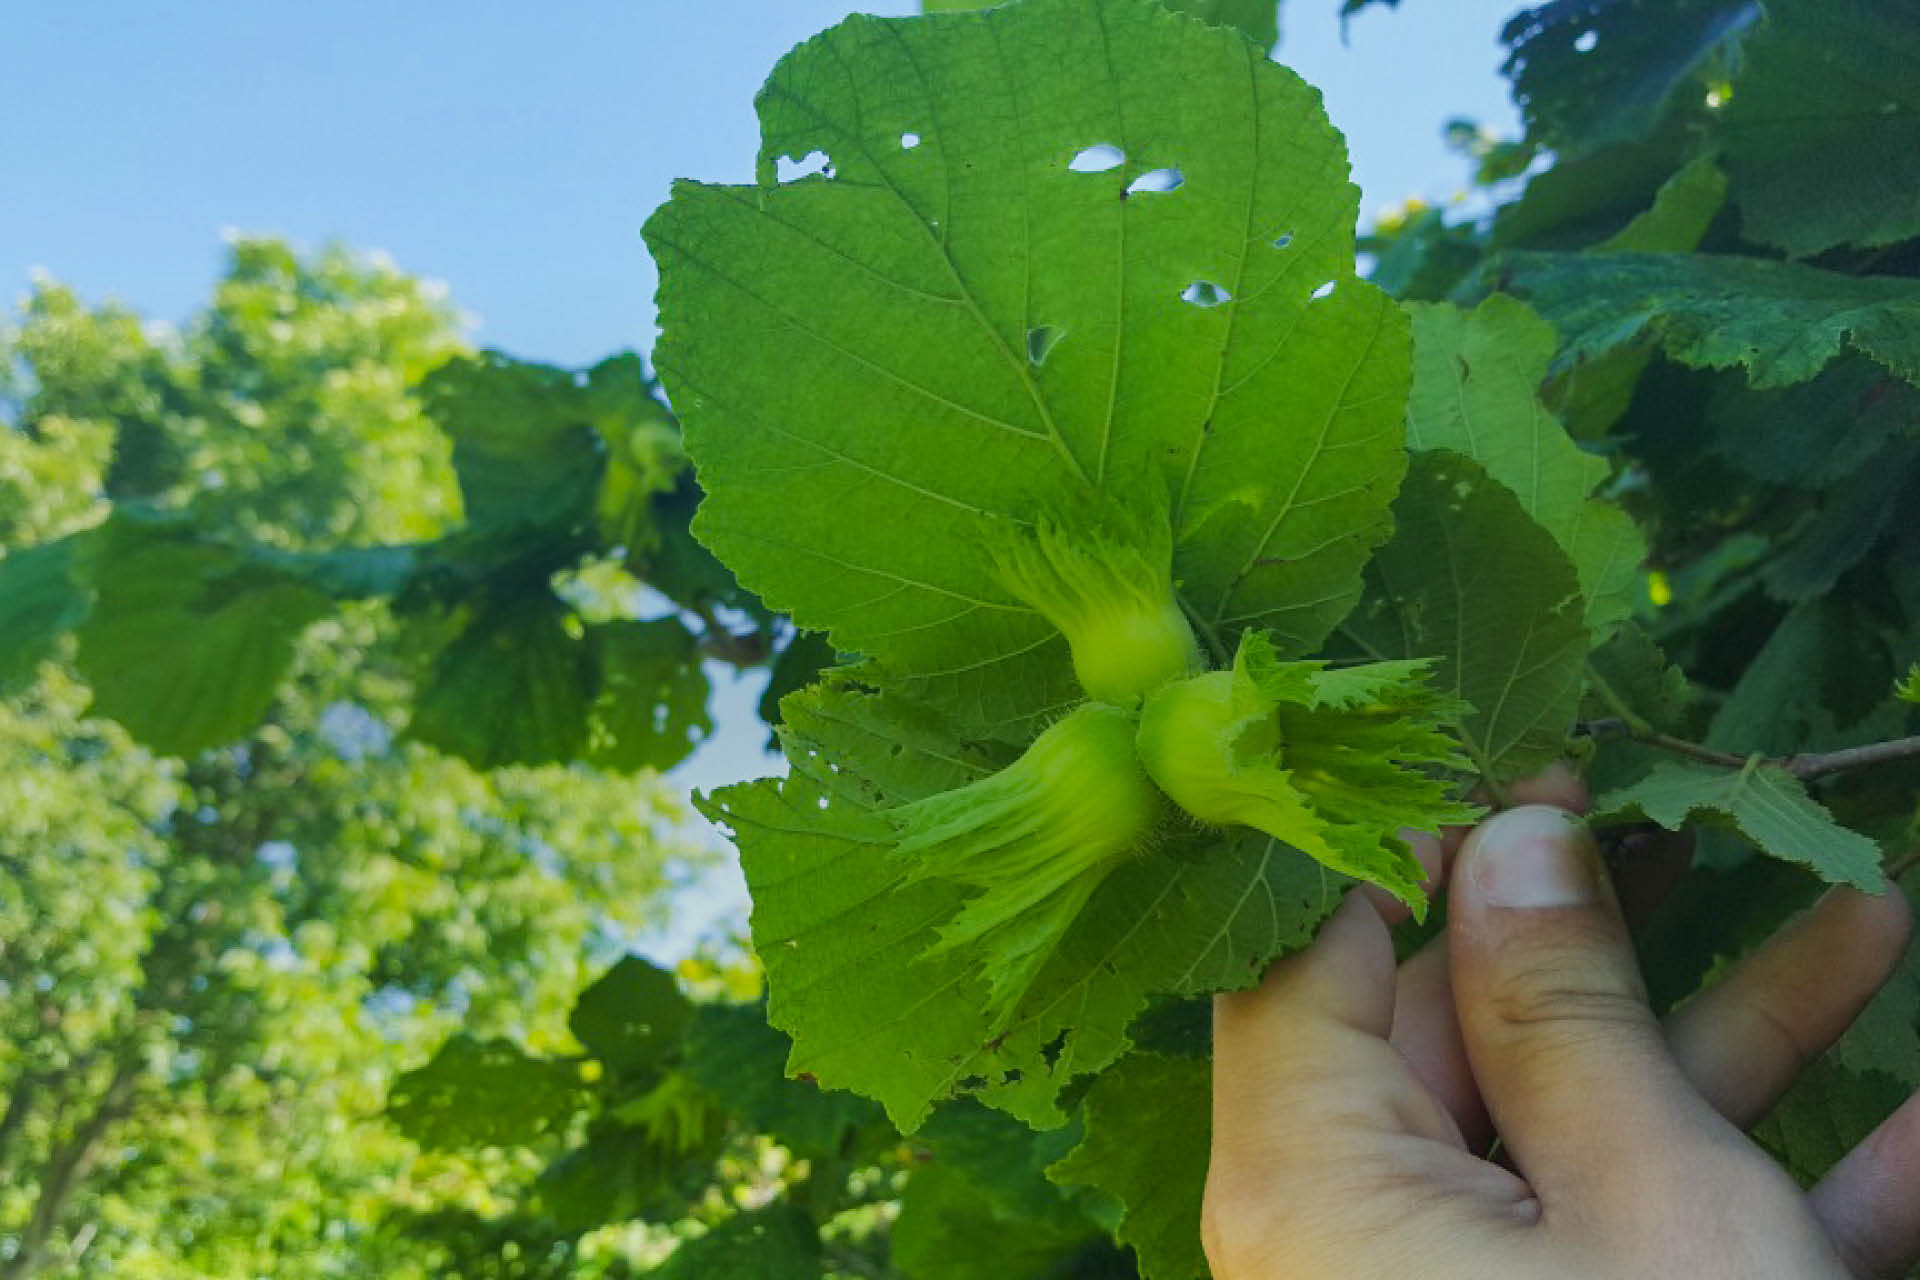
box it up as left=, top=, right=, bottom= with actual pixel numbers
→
left=1448, top=805, right=1710, bottom=1202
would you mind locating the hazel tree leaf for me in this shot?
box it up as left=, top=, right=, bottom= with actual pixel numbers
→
left=1592, top=759, right=1885, bottom=890
left=1705, top=359, right=1920, bottom=491
left=647, top=0, right=1410, bottom=741
left=1048, top=1052, right=1210, bottom=1280
left=586, top=617, right=712, bottom=772
left=1762, top=440, right=1919, bottom=604
left=567, top=955, right=694, bottom=1078
left=1833, top=931, right=1920, bottom=1087
left=1500, top=251, right=1920, bottom=390
left=1499, top=0, right=1758, bottom=156
left=408, top=595, right=597, bottom=769
left=422, top=353, right=605, bottom=534
left=1719, top=0, right=1920, bottom=257
left=681, top=1002, right=882, bottom=1156
left=1339, top=451, right=1589, bottom=783
left=75, top=529, right=331, bottom=757
left=1524, top=154, right=1725, bottom=441
left=1405, top=296, right=1645, bottom=632
left=1595, top=153, right=1727, bottom=253
left=0, top=535, right=91, bottom=694
left=1757, top=1058, right=1908, bottom=1186
left=892, top=1163, right=1096, bottom=1280
left=701, top=678, right=1344, bottom=1131
left=923, top=0, right=1282, bottom=52
left=656, top=1204, right=822, bottom=1280
left=386, top=1035, right=586, bottom=1150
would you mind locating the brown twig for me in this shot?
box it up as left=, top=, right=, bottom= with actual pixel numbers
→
left=1577, top=720, right=1920, bottom=784
left=1884, top=848, right=1920, bottom=882
left=1785, top=735, right=1920, bottom=782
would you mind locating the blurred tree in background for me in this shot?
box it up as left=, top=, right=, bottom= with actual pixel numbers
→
left=0, top=242, right=696, bottom=1277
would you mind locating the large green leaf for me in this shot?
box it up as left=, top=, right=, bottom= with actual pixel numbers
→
left=924, top=0, right=1282, bottom=50
left=408, top=594, right=598, bottom=769
left=1762, top=440, right=1918, bottom=604
left=681, top=1002, right=882, bottom=1156
left=1719, top=0, right=1920, bottom=256
left=702, top=678, right=1343, bottom=1130
left=656, top=1204, right=823, bottom=1280
left=0, top=536, right=91, bottom=693
left=1591, top=759, right=1884, bottom=890
left=74, top=531, right=332, bottom=757
left=1048, top=1052, right=1210, bottom=1280
left=648, top=0, right=1409, bottom=740
left=1705, top=359, right=1920, bottom=491
left=1405, top=296, right=1644, bottom=631
left=386, top=1035, right=586, bottom=1149
left=1339, top=451, right=1589, bottom=783
left=423, top=353, right=605, bottom=534
left=1500, top=251, right=1920, bottom=390
left=567, top=955, right=693, bottom=1079
left=1499, top=0, right=1757, bottom=155
left=585, top=617, right=712, bottom=772
left=891, top=1163, right=1096, bottom=1280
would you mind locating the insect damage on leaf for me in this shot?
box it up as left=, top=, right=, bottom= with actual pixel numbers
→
left=1137, top=632, right=1478, bottom=913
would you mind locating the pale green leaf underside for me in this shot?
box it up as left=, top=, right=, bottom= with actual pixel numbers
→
left=702, top=679, right=1342, bottom=1130
left=1048, top=1052, right=1210, bottom=1280
left=1339, top=451, right=1588, bottom=782
left=1593, top=760, right=1884, bottom=890
left=1502, top=251, right=1920, bottom=391
left=648, top=0, right=1408, bottom=740
left=1406, top=295, right=1645, bottom=633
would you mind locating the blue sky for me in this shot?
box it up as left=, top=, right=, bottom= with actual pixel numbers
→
left=6, top=0, right=1525, bottom=952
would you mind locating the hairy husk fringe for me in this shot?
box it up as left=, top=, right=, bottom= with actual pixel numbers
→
left=989, top=498, right=1201, bottom=706
left=1136, top=633, right=1480, bottom=915
left=890, top=703, right=1164, bottom=1011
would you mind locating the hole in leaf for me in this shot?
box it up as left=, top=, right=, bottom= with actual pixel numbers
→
left=777, top=150, right=833, bottom=182
left=1573, top=28, right=1598, bottom=52
left=901, top=131, right=922, bottom=150
left=1027, top=324, right=1065, bottom=365
left=1039, top=1029, right=1070, bottom=1068
left=1272, top=231, right=1295, bottom=249
left=1126, top=167, right=1184, bottom=195
left=1310, top=279, right=1336, bottom=300
left=1181, top=280, right=1233, bottom=308
left=1068, top=143, right=1125, bottom=173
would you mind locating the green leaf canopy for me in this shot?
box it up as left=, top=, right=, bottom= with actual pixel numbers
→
left=1500, top=251, right=1920, bottom=390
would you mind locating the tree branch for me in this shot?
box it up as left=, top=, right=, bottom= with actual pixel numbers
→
left=1786, top=735, right=1920, bottom=782
left=1577, top=721, right=1920, bottom=783
left=1577, top=718, right=1751, bottom=770
left=1, top=1055, right=141, bottom=1280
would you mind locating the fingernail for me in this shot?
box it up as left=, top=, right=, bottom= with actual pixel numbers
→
left=1464, top=805, right=1599, bottom=909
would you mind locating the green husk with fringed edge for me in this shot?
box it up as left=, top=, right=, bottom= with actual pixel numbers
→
left=987, top=497, right=1201, bottom=707
left=1137, top=633, right=1481, bottom=916
left=890, top=702, right=1164, bottom=1010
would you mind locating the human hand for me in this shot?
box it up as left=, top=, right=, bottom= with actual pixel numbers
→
left=1205, top=773, right=1920, bottom=1279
